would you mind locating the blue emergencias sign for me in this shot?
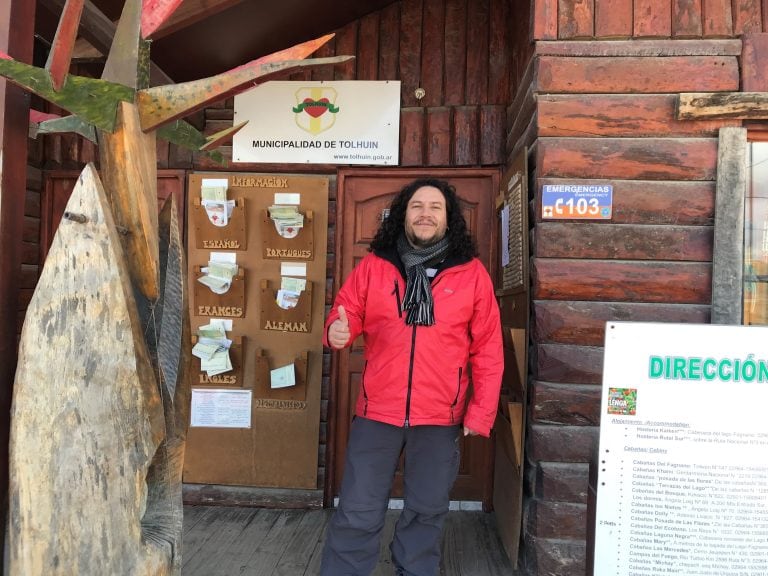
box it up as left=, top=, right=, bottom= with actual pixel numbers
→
left=541, top=184, right=613, bottom=220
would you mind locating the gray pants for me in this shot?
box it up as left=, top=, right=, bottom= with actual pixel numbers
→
left=320, top=417, right=461, bottom=576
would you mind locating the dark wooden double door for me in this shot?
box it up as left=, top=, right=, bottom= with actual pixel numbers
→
left=333, top=168, right=500, bottom=506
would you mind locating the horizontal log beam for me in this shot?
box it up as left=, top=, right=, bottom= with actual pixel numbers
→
left=535, top=39, right=742, bottom=57
left=532, top=258, right=712, bottom=303
left=533, top=300, right=711, bottom=346
left=534, top=223, right=712, bottom=261
left=677, top=92, right=768, bottom=119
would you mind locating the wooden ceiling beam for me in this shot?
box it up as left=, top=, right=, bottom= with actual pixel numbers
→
left=150, top=0, right=244, bottom=40
left=38, top=0, right=174, bottom=84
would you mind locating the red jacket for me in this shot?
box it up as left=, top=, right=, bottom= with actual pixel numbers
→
left=324, top=249, right=503, bottom=437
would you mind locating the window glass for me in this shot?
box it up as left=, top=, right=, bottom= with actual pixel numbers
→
left=744, top=142, right=768, bottom=324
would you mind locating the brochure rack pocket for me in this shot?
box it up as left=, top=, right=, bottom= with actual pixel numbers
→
left=194, top=267, right=246, bottom=317
left=253, top=349, right=309, bottom=402
left=194, top=336, right=245, bottom=387
left=262, top=209, right=314, bottom=260
left=260, top=279, right=312, bottom=333
left=192, top=198, right=247, bottom=250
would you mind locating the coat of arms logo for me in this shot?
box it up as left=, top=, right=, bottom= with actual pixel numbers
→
left=293, top=86, right=339, bottom=135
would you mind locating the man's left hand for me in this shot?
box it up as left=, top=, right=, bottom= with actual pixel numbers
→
left=463, top=426, right=478, bottom=437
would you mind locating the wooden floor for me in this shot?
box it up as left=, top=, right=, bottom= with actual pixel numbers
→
left=181, top=505, right=520, bottom=575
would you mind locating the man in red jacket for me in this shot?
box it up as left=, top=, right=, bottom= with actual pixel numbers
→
left=321, top=178, right=503, bottom=576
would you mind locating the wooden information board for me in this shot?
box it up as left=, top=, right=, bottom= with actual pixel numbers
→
left=183, top=172, right=328, bottom=489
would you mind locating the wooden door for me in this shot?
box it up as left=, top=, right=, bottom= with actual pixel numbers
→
left=333, top=168, right=500, bottom=506
left=41, top=169, right=186, bottom=261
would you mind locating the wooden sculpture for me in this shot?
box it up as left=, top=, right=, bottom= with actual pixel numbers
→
left=2, top=0, right=350, bottom=573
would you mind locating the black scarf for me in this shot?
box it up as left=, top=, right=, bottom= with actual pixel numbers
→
left=396, top=233, right=451, bottom=325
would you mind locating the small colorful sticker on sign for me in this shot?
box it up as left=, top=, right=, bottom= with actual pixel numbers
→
left=607, top=387, right=637, bottom=415
left=541, top=184, right=613, bottom=219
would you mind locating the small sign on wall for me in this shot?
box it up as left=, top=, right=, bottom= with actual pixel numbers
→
left=233, top=81, right=401, bottom=165
left=542, top=184, right=613, bottom=219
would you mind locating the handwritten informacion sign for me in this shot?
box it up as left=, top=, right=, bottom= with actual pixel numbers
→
left=232, top=81, right=400, bottom=165
left=541, top=184, right=612, bottom=219
left=594, top=322, right=768, bottom=576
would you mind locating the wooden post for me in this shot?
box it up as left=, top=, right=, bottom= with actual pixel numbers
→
left=0, top=0, right=33, bottom=556
left=711, top=127, right=747, bottom=324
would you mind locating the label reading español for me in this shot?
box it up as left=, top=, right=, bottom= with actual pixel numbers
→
left=202, top=239, right=241, bottom=249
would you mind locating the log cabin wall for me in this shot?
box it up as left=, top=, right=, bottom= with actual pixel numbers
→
left=19, top=0, right=768, bottom=573
left=521, top=0, right=767, bottom=574
left=26, top=0, right=517, bottom=510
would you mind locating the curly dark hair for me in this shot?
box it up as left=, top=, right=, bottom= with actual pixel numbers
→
left=369, top=178, right=477, bottom=259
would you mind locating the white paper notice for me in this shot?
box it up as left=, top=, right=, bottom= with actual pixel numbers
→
left=210, top=251, right=237, bottom=264
left=594, top=322, right=768, bottom=576
left=201, top=178, right=229, bottom=189
left=500, top=204, right=510, bottom=268
left=274, top=192, right=300, bottom=205
left=209, top=318, right=233, bottom=331
left=190, top=389, right=252, bottom=428
left=281, top=262, right=307, bottom=277
left=270, top=363, right=296, bottom=389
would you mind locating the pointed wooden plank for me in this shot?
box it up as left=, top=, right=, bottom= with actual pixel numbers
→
left=136, top=35, right=349, bottom=131
left=140, top=195, right=192, bottom=575
left=8, top=163, right=166, bottom=574
left=101, top=0, right=143, bottom=88
left=142, top=0, right=185, bottom=39
left=39, top=0, right=175, bottom=85
left=99, top=101, right=160, bottom=300
left=0, top=54, right=132, bottom=132
left=201, top=120, right=247, bottom=151
left=46, top=0, right=85, bottom=91
left=34, top=115, right=98, bottom=142
left=156, top=120, right=225, bottom=164
left=138, top=54, right=352, bottom=131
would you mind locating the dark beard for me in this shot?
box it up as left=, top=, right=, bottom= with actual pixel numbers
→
left=405, top=229, right=446, bottom=249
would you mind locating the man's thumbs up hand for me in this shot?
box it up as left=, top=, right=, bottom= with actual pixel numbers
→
left=328, top=305, right=351, bottom=349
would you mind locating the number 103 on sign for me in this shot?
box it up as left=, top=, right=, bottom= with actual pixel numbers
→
left=541, top=184, right=613, bottom=220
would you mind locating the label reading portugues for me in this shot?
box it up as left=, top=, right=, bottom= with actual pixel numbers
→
left=265, top=247, right=312, bottom=259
